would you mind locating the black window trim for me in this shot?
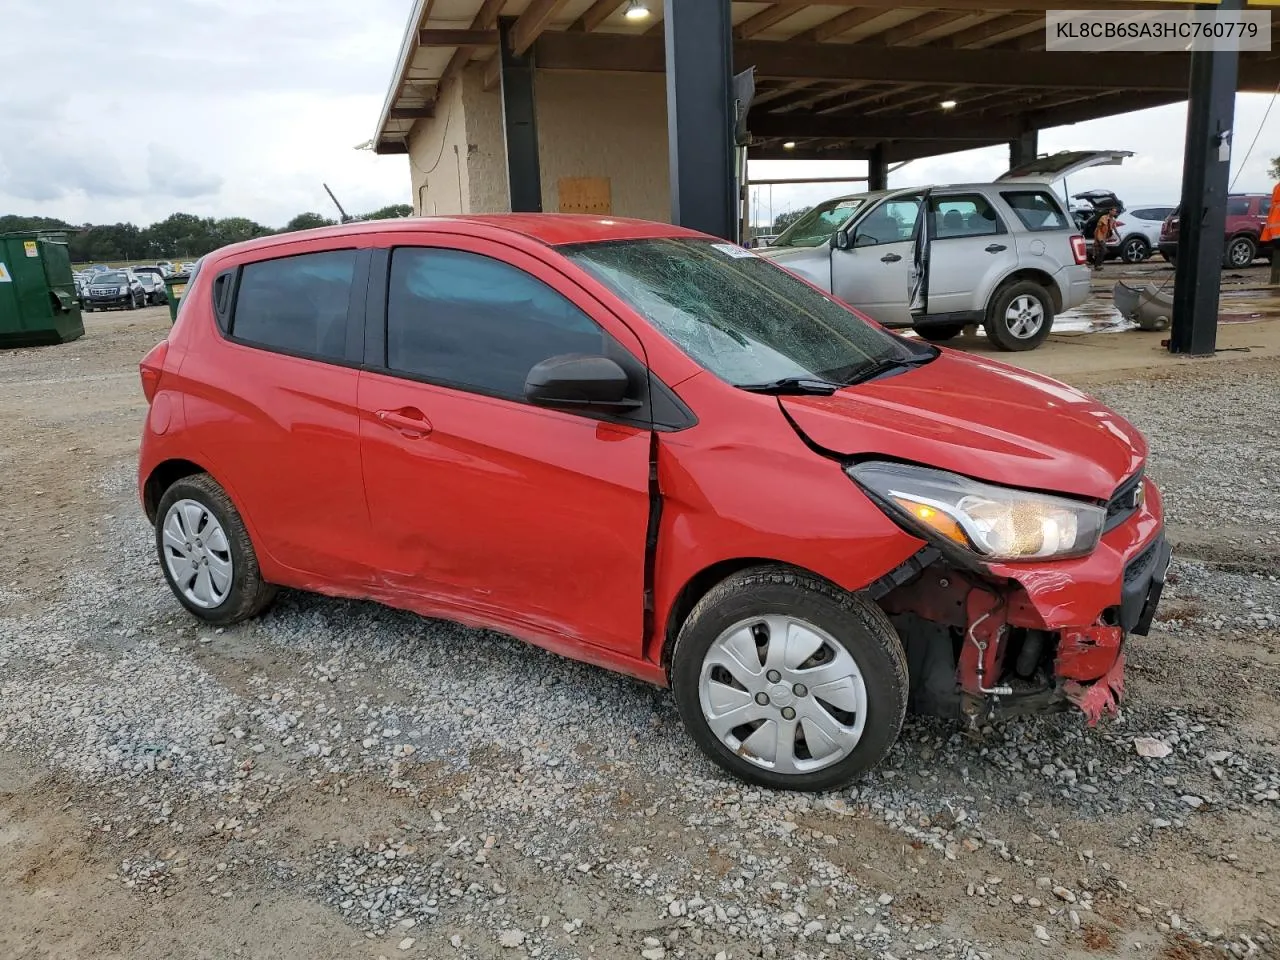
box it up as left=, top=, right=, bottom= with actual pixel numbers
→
left=927, top=191, right=1008, bottom=240
left=368, top=243, right=696, bottom=432
left=218, top=246, right=370, bottom=370
left=998, top=188, right=1073, bottom=233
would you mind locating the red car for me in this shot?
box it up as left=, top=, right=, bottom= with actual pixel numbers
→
left=1159, top=192, right=1273, bottom=268
left=137, top=216, right=1169, bottom=791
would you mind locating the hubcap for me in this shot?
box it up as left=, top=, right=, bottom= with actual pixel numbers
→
left=1124, top=239, right=1145, bottom=262
left=1230, top=241, right=1252, bottom=266
left=161, top=499, right=232, bottom=608
left=697, top=615, right=868, bottom=776
left=1004, top=294, right=1045, bottom=339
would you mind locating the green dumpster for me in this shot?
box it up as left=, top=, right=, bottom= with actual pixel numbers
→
left=0, top=231, right=85, bottom=348
left=162, top=272, right=191, bottom=324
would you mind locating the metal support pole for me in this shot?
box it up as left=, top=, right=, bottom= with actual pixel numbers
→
left=498, top=16, right=542, bottom=213
left=663, top=0, right=736, bottom=240
left=1169, top=0, right=1241, bottom=355
left=868, top=144, right=888, bottom=191
left=1009, top=129, right=1038, bottom=169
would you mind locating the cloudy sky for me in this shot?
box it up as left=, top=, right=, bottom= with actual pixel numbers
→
left=0, top=1, right=1275, bottom=230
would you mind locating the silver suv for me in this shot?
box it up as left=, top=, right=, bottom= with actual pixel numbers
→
left=760, top=151, right=1130, bottom=351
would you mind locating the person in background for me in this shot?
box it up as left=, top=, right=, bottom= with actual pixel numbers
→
left=1261, top=182, right=1280, bottom=283
left=1092, top=206, right=1117, bottom=271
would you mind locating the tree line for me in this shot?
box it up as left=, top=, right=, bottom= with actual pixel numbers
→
left=0, top=205, right=413, bottom=264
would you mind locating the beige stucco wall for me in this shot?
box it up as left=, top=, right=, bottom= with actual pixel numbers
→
left=406, top=66, right=671, bottom=221
left=534, top=71, right=670, bottom=222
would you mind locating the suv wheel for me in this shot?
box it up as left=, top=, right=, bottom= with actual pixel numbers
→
left=913, top=323, right=965, bottom=343
left=1225, top=235, right=1256, bottom=268
left=1120, top=236, right=1149, bottom=264
left=155, top=474, right=277, bottom=625
left=984, top=281, right=1054, bottom=351
left=670, top=566, right=908, bottom=792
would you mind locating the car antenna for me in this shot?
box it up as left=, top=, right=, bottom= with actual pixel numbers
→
left=323, top=183, right=355, bottom=223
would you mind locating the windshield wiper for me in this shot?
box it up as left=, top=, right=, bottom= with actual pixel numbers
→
left=839, top=354, right=931, bottom=386
left=738, top=376, right=840, bottom=396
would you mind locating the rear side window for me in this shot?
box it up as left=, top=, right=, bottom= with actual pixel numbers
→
left=1260, top=196, right=1272, bottom=216
left=1226, top=197, right=1251, bottom=216
left=929, top=194, right=1003, bottom=239
left=385, top=247, right=604, bottom=400
left=230, top=249, right=357, bottom=361
left=1000, top=191, right=1070, bottom=232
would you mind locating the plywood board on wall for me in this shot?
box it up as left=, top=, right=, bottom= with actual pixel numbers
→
left=558, top=177, right=612, bottom=215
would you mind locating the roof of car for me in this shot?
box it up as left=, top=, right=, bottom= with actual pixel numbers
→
left=214, top=214, right=705, bottom=260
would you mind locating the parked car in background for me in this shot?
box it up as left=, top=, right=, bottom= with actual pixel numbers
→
left=137, top=214, right=1169, bottom=791
left=156, top=260, right=176, bottom=276
left=750, top=234, right=779, bottom=248
left=85, top=264, right=111, bottom=277
left=759, top=151, right=1131, bottom=351
left=1106, top=206, right=1175, bottom=264
left=133, top=270, right=168, bottom=304
left=83, top=269, right=146, bottom=311
left=1159, top=193, right=1272, bottom=267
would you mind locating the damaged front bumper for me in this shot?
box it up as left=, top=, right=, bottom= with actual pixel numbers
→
left=873, top=482, right=1170, bottom=727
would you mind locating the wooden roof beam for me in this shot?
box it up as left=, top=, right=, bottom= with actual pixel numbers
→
left=511, top=0, right=574, bottom=56
left=791, top=9, right=893, bottom=43
left=947, top=14, right=1042, bottom=49
left=438, top=0, right=507, bottom=93
left=572, top=0, right=623, bottom=32
left=735, top=3, right=808, bottom=39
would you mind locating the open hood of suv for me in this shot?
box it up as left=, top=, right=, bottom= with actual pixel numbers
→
left=997, top=150, right=1133, bottom=184
left=779, top=351, right=1146, bottom=500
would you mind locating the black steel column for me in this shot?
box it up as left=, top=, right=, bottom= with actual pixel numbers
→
left=498, top=16, right=542, bottom=212
left=1009, top=129, right=1038, bottom=169
left=664, top=0, right=736, bottom=239
left=1169, top=0, right=1241, bottom=355
left=868, top=144, right=888, bottom=191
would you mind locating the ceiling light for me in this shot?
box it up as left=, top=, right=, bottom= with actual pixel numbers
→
left=939, top=99, right=958, bottom=110
left=623, top=0, right=651, bottom=21
left=783, top=141, right=797, bottom=149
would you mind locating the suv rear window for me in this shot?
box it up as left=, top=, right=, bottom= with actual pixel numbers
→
left=1000, top=191, right=1069, bottom=232
left=230, top=249, right=357, bottom=361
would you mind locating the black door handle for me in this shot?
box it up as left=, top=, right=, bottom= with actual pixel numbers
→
left=985, top=243, right=1007, bottom=253
left=880, top=253, right=902, bottom=263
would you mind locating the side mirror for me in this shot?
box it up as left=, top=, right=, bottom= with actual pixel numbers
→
left=525, top=354, right=641, bottom=411
left=832, top=231, right=851, bottom=251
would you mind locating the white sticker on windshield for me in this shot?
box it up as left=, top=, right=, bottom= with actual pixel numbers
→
left=710, top=242, right=756, bottom=259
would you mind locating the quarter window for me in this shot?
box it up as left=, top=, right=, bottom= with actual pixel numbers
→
left=386, top=247, right=605, bottom=400
left=929, top=194, right=1003, bottom=239
left=1000, top=190, right=1070, bottom=232
left=230, top=249, right=357, bottom=361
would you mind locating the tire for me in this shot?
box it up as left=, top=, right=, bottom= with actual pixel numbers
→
left=1162, top=252, right=1176, bottom=265
left=1120, top=236, right=1149, bottom=264
left=914, top=323, right=965, bottom=343
left=669, top=566, right=908, bottom=792
left=1225, top=235, right=1256, bottom=269
left=126, top=292, right=137, bottom=310
left=154, top=473, right=277, bottom=625
left=983, top=280, right=1054, bottom=351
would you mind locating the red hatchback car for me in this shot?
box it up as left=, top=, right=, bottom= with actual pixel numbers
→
left=138, top=216, right=1169, bottom=791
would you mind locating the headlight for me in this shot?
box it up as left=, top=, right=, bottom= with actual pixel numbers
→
left=847, top=461, right=1105, bottom=561
left=118, top=287, right=127, bottom=295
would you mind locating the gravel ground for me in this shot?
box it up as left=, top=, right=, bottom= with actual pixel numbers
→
left=1, top=309, right=1277, bottom=960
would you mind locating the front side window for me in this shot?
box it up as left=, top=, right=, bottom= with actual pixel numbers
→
left=852, top=198, right=922, bottom=247
left=230, top=249, right=356, bottom=361
left=564, top=238, right=909, bottom=388
left=929, top=194, right=1003, bottom=239
left=771, top=197, right=867, bottom=248
left=385, top=247, right=604, bottom=399
left=1000, top=190, right=1070, bottom=232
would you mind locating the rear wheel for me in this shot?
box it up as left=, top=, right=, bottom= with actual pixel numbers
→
left=670, top=566, right=908, bottom=792
left=155, top=474, right=277, bottom=625
left=1120, top=236, right=1149, bottom=264
left=913, top=323, right=965, bottom=343
left=1225, top=235, right=1256, bottom=269
left=984, top=281, right=1054, bottom=351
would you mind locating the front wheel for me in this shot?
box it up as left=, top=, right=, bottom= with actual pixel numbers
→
left=670, top=566, right=908, bottom=792
left=1120, top=236, right=1149, bottom=264
left=155, top=474, right=277, bottom=625
left=914, top=323, right=965, bottom=343
left=984, top=281, right=1054, bottom=351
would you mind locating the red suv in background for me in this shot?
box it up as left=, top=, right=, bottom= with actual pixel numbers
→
left=1159, top=192, right=1272, bottom=268
left=137, top=216, right=1169, bottom=791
